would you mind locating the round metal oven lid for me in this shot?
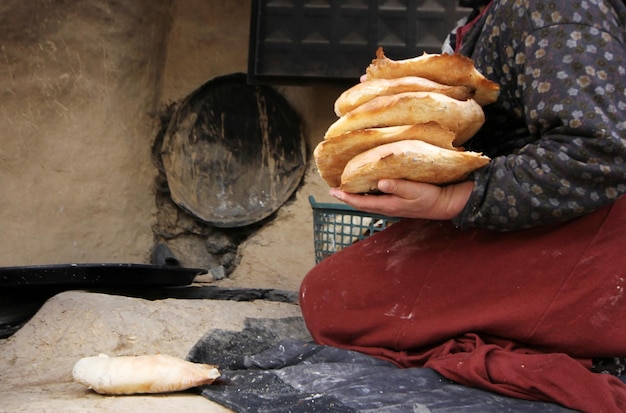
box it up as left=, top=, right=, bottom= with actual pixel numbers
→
left=161, top=73, right=306, bottom=227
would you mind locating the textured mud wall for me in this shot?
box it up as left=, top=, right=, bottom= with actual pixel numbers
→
left=0, top=0, right=173, bottom=265
left=0, top=0, right=341, bottom=283
left=153, top=0, right=340, bottom=287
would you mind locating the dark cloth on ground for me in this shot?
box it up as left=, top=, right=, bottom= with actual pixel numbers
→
left=188, top=317, right=594, bottom=412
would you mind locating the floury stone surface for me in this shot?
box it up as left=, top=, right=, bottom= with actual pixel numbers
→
left=0, top=291, right=305, bottom=412
left=0, top=1, right=343, bottom=411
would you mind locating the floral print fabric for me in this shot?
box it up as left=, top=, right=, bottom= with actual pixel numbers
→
left=452, top=0, right=626, bottom=231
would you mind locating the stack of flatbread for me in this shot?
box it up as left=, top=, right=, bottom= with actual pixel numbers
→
left=314, top=47, right=500, bottom=193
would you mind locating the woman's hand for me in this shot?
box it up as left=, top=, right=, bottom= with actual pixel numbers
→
left=339, top=76, right=474, bottom=220
left=329, top=179, right=474, bottom=220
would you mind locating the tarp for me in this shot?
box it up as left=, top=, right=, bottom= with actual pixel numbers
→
left=187, top=317, right=603, bottom=412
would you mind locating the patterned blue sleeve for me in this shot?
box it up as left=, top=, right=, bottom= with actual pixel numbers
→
left=453, top=0, right=626, bottom=231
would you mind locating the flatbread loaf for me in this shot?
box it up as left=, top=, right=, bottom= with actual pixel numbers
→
left=72, top=353, right=220, bottom=395
left=339, top=139, right=490, bottom=193
left=324, top=91, right=485, bottom=146
left=365, top=47, right=500, bottom=106
left=334, top=76, right=475, bottom=116
left=315, top=122, right=455, bottom=188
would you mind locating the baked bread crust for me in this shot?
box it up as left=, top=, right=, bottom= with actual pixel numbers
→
left=315, top=122, right=456, bottom=188
left=334, top=76, right=476, bottom=117
left=365, top=47, right=500, bottom=106
left=339, top=139, right=490, bottom=193
left=324, top=91, right=485, bottom=146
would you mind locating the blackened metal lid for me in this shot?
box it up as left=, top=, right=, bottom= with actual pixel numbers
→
left=160, top=73, right=306, bottom=227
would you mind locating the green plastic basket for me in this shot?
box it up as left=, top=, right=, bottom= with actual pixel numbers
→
left=309, top=195, right=399, bottom=264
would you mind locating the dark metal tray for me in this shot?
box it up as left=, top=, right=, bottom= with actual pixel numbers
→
left=0, top=263, right=206, bottom=288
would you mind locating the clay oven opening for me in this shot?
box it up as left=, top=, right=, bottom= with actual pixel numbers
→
left=151, top=73, right=306, bottom=280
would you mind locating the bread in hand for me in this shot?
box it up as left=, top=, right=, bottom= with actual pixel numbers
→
left=315, top=122, right=456, bottom=188
left=324, top=91, right=485, bottom=147
left=339, top=139, right=490, bottom=193
left=365, top=47, right=500, bottom=106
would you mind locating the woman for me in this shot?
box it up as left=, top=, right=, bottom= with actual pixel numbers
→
left=300, top=1, right=626, bottom=411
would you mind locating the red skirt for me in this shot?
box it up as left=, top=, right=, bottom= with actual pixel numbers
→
left=300, top=197, right=626, bottom=412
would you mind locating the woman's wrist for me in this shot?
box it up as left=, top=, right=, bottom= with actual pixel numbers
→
left=437, top=180, right=474, bottom=220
